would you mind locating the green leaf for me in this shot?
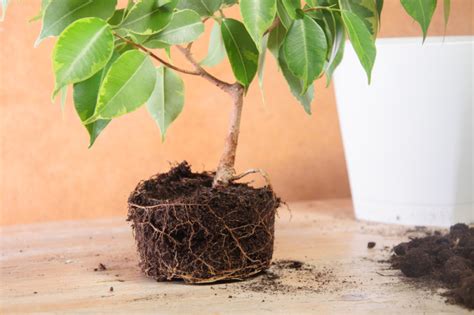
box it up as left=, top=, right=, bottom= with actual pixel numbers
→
left=279, top=47, right=314, bottom=114
left=35, top=0, right=117, bottom=46
left=257, top=34, right=269, bottom=105
left=108, top=9, right=125, bottom=26
left=146, top=9, right=204, bottom=45
left=267, top=22, right=287, bottom=60
left=73, top=51, right=124, bottom=147
left=443, top=0, right=450, bottom=28
left=74, top=72, right=111, bottom=147
left=313, top=10, right=336, bottom=59
left=325, top=13, right=345, bottom=86
left=277, top=0, right=293, bottom=29
left=200, top=21, right=226, bottom=67
left=52, top=18, right=114, bottom=97
left=282, top=0, right=301, bottom=19
left=221, top=18, right=259, bottom=88
left=400, top=0, right=437, bottom=41
left=147, top=67, right=185, bottom=140
left=240, top=0, right=277, bottom=48
left=376, top=0, right=384, bottom=19
left=341, top=10, right=376, bottom=83
left=120, top=0, right=177, bottom=35
left=177, top=0, right=222, bottom=17
left=339, top=0, right=379, bottom=37
left=84, top=50, right=156, bottom=123
left=283, top=15, right=327, bottom=93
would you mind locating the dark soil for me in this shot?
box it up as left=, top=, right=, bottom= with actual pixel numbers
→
left=94, top=263, right=107, bottom=271
left=127, top=162, right=280, bottom=284
left=391, top=224, right=474, bottom=309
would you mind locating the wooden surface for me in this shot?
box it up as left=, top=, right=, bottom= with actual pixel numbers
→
left=0, top=199, right=469, bottom=314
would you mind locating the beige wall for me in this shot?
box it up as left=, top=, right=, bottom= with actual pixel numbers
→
left=0, top=1, right=472, bottom=225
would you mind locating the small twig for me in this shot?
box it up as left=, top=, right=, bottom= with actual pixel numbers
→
left=114, top=33, right=200, bottom=76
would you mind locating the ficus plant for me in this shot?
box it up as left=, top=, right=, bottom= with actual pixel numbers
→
left=1, top=0, right=449, bottom=187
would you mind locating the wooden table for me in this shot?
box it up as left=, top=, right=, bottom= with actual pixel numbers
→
left=1, top=200, right=468, bottom=314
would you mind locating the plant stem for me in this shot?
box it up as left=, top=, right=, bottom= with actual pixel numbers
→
left=213, top=84, right=245, bottom=187
left=116, top=33, right=245, bottom=187
left=175, top=46, right=244, bottom=187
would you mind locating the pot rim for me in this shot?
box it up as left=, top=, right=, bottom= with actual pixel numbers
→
left=374, top=35, right=473, bottom=46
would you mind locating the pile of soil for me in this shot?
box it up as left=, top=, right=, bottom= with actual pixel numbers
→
left=391, top=224, right=474, bottom=309
left=127, top=162, right=280, bottom=284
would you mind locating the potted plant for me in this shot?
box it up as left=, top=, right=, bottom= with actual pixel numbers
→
left=1, top=0, right=442, bottom=283
left=334, top=1, right=473, bottom=227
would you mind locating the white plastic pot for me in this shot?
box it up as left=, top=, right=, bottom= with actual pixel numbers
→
left=334, top=36, right=473, bottom=227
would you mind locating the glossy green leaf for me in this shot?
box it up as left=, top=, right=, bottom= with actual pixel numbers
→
left=108, top=8, right=125, bottom=26
left=313, top=10, right=337, bottom=59
left=74, top=73, right=111, bottom=147
left=120, top=0, right=177, bottom=35
left=147, top=67, right=185, bottom=140
left=325, top=13, right=345, bottom=86
left=84, top=50, right=156, bottom=123
left=36, top=0, right=117, bottom=46
left=283, top=15, right=327, bottom=92
left=177, top=0, right=222, bottom=17
left=400, top=0, right=437, bottom=40
left=282, top=0, right=301, bottom=19
left=341, top=10, right=376, bottom=83
left=339, top=0, right=378, bottom=37
left=52, top=18, right=114, bottom=97
left=279, top=47, right=314, bottom=114
left=200, top=21, right=226, bottom=67
left=73, top=51, right=124, bottom=147
left=257, top=34, right=269, bottom=105
left=443, top=0, right=450, bottom=28
left=267, top=22, right=287, bottom=60
left=240, top=0, right=277, bottom=47
left=146, top=10, right=204, bottom=45
left=221, top=19, right=259, bottom=88
left=376, top=0, right=384, bottom=19
left=277, top=0, right=293, bottom=29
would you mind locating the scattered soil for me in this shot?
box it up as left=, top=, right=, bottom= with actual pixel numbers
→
left=391, top=224, right=474, bottom=309
left=128, top=162, right=280, bottom=284
left=94, top=263, right=107, bottom=272
left=367, top=242, right=376, bottom=249
left=235, top=260, right=334, bottom=295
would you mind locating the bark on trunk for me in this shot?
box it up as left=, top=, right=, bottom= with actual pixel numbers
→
left=213, top=84, right=245, bottom=187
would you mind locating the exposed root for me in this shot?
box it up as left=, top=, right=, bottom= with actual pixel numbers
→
left=231, top=168, right=272, bottom=188
left=127, top=162, right=281, bottom=284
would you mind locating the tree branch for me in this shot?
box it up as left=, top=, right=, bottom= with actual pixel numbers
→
left=114, top=33, right=200, bottom=76
left=176, top=45, right=235, bottom=93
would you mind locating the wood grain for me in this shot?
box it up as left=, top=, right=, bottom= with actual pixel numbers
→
left=0, top=200, right=469, bottom=314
